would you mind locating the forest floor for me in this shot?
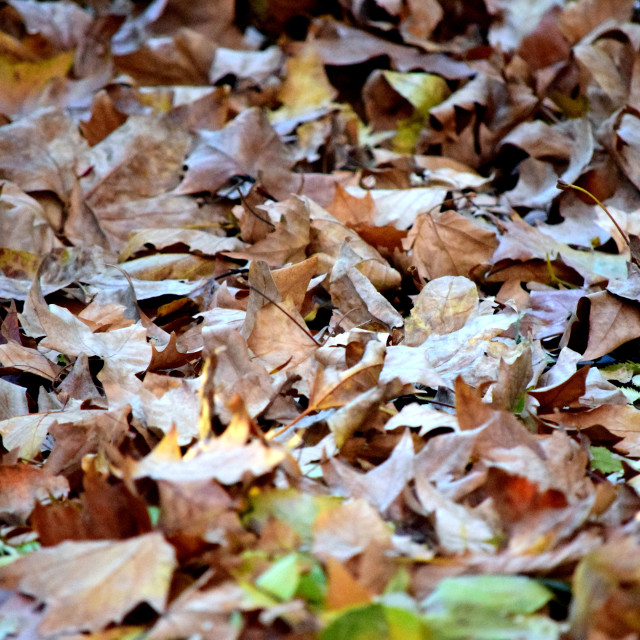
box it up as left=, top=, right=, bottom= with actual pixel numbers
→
left=0, top=1, right=640, bottom=638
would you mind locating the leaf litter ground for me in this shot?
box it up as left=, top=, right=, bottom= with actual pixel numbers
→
left=1, top=0, right=640, bottom=638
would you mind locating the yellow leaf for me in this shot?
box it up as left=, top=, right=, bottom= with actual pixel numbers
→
left=150, top=425, right=183, bottom=462
left=381, top=71, right=449, bottom=116
left=272, top=44, right=337, bottom=123
left=381, top=71, right=449, bottom=153
left=0, top=50, right=74, bottom=116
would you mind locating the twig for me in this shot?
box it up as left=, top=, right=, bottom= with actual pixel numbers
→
left=236, top=186, right=276, bottom=229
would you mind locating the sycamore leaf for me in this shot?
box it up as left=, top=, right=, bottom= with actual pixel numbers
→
left=0, top=51, right=74, bottom=116
left=131, top=406, right=287, bottom=485
left=580, top=291, right=640, bottom=360
left=313, top=499, right=392, bottom=562
left=309, top=340, right=385, bottom=412
left=405, top=275, right=479, bottom=346
left=0, top=408, right=114, bottom=460
left=177, top=108, right=292, bottom=195
left=0, top=533, right=176, bottom=635
left=414, top=475, right=496, bottom=554
left=0, top=464, right=68, bottom=523
left=272, top=43, right=337, bottom=127
left=405, top=209, right=498, bottom=281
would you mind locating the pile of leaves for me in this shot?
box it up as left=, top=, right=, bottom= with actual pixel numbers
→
left=3, top=0, right=640, bottom=637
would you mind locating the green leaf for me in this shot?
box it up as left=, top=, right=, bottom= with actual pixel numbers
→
left=255, top=553, right=301, bottom=601
left=424, top=575, right=552, bottom=615
left=297, top=561, right=326, bottom=606
left=244, top=488, right=341, bottom=544
left=590, top=446, right=624, bottom=474
left=423, top=575, right=562, bottom=640
left=380, top=71, right=449, bottom=153
left=238, top=581, right=280, bottom=609
left=618, top=385, right=640, bottom=404
left=385, top=605, right=428, bottom=640
left=384, top=568, right=411, bottom=595
left=147, top=505, right=161, bottom=527
left=321, top=591, right=430, bottom=640
left=322, top=604, right=389, bottom=640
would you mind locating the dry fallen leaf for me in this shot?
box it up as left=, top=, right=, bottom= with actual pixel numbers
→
left=0, top=533, right=176, bottom=636
left=0, top=3, right=639, bottom=639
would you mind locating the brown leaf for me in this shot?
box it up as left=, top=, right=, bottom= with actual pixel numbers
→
left=0, top=408, right=118, bottom=460
left=79, top=90, right=127, bottom=146
left=414, top=474, right=496, bottom=554
left=580, top=291, right=640, bottom=360
left=419, top=73, right=538, bottom=167
left=404, top=209, right=498, bottom=281
left=490, top=348, right=533, bottom=412
left=247, top=297, right=318, bottom=375
left=570, top=536, right=640, bottom=639
left=310, top=339, right=385, bottom=412
left=492, top=215, right=626, bottom=285
left=0, top=109, right=87, bottom=197
left=529, top=364, right=590, bottom=413
left=131, top=416, right=286, bottom=485
left=177, top=108, right=292, bottom=196
left=0, top=464, right=68, bottom=524
left=45, top=407, right=130, bottom=476
left=324, top=557, right=373, bottom=611
left=326, top=379, right=403, bottom=447
left=326, top=184, right=380, bottom=228
left=271, top=256, right=318, bottom=312
left=0, top=533, right=176, bottom=635
left=308, top=196, right=401, bottom=290
left=33, top=463, right=151, bottom=545
left=227, top=197, right=310, bottom=266
left=455, top=377, right=544, bottom=457
left=312, top=498, right=391, bottom=562
left=404, top=275, right=479, bottom=346
left=329, top=241, right=403, bottom=330
left=202, top=328, right=277, bottom=422
left=9, top=0, right=93, bottom=51
left=541, top=404, right=640, bottom=456
left=325, top=429, right=414, bottom=509
left=148, top=582, right=246, bottom=640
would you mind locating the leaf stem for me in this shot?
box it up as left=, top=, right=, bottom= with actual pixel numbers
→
left=557, top=180, right=630, bottom=244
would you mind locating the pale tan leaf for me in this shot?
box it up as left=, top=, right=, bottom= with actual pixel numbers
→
left=405, top=275, right=479, bottom=346
left=312, top=499, right=392, bottom=561
left=307, top=196, right=401, bottom=290
left=0, top=533, right=176, bottom=636
left=0, top=408, right=113, bottom=460
left=414, top=475, right=496, bottom=554
left=132, top=438, right=286, bottom=485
